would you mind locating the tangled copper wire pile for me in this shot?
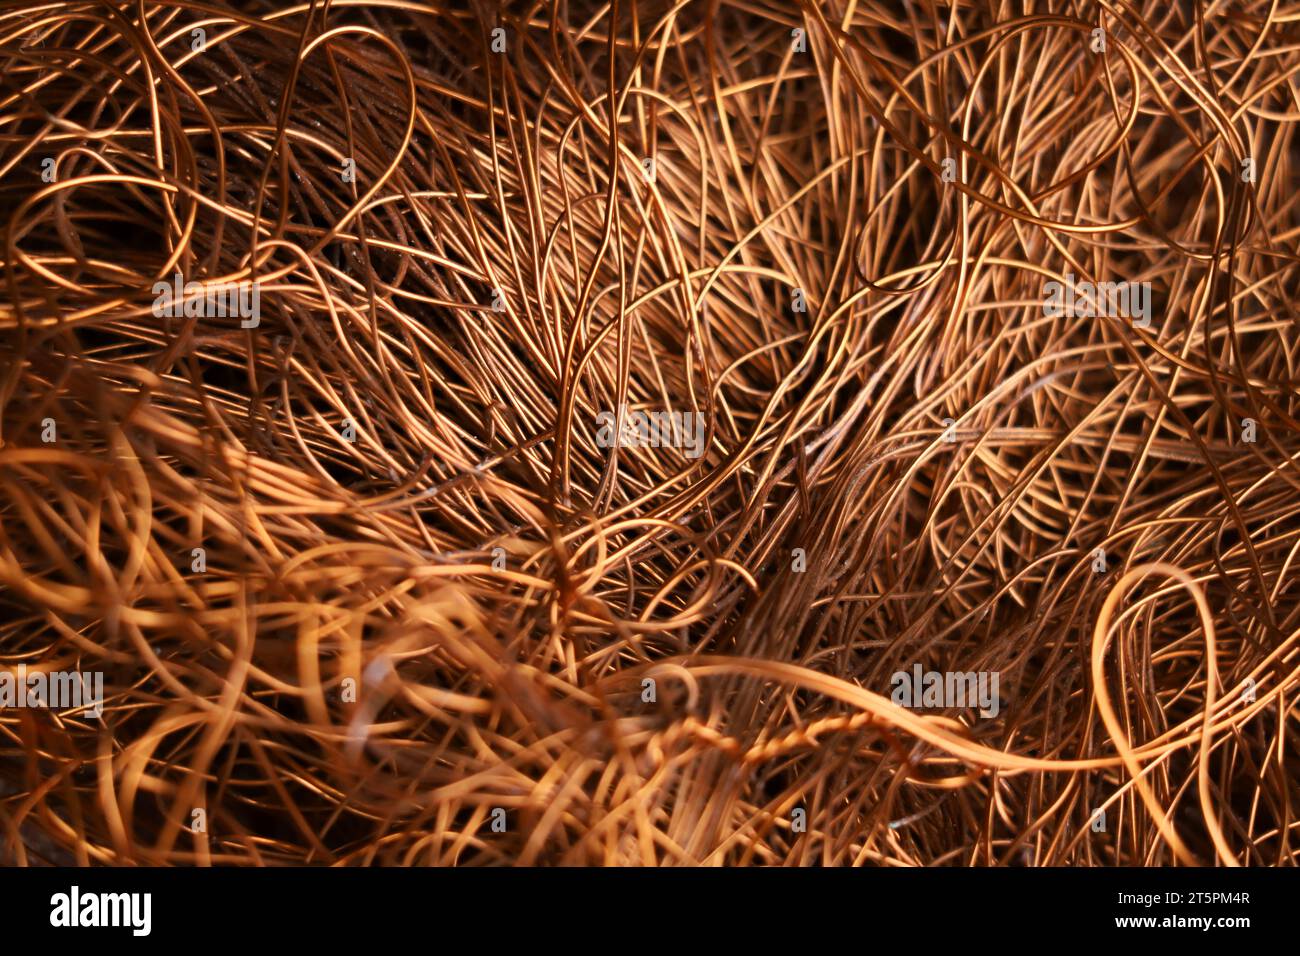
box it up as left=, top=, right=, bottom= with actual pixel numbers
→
left=1, top=0, right=1298, bottom=866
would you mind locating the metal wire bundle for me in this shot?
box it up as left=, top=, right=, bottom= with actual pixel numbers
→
left=1, top=0, right=1298, bottom=866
